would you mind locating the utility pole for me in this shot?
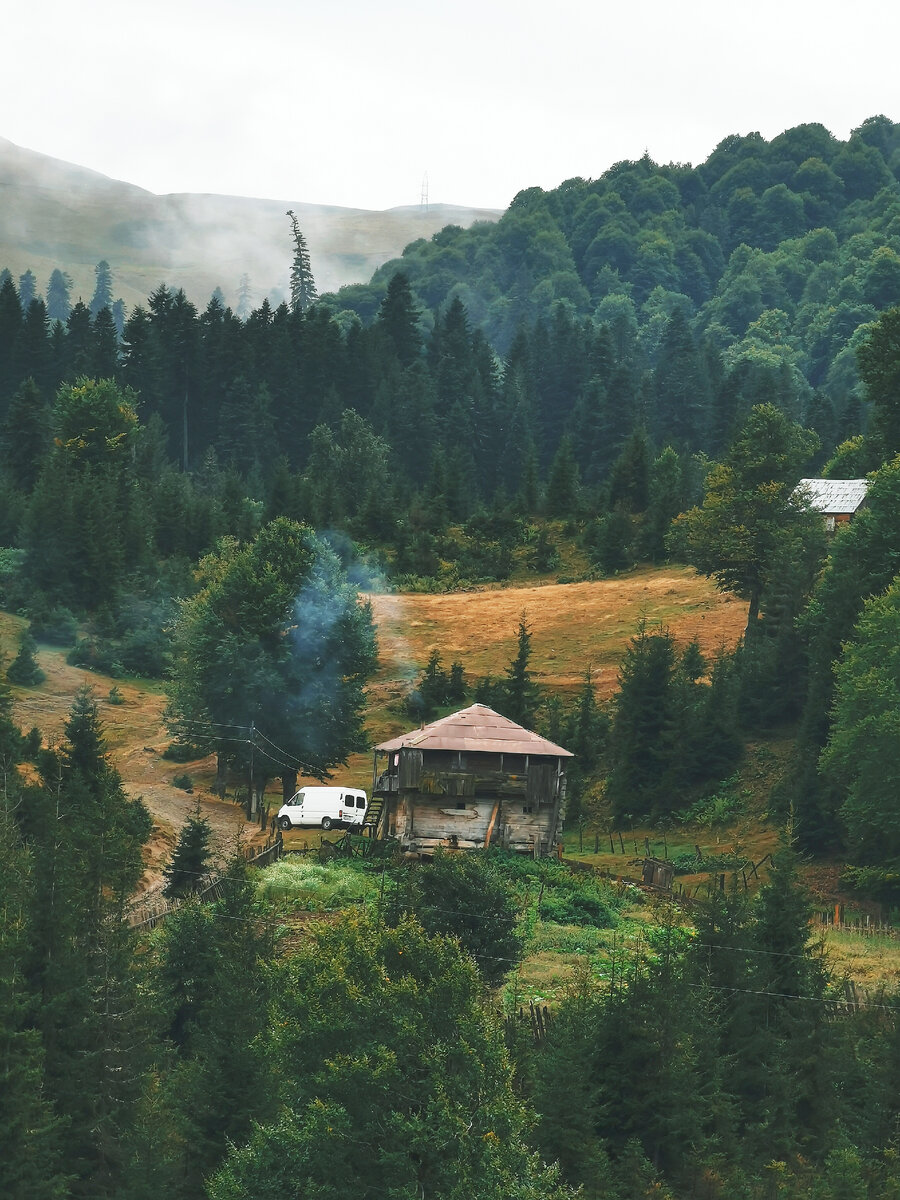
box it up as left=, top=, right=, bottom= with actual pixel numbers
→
left=249, top=721, right=257, bottom=819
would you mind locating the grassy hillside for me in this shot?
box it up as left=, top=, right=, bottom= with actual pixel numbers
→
left=0, top=135, right=500, bottom=310
left=7, top=566, right=900, bottom=994
left=1, top=566, right=744, bottom=877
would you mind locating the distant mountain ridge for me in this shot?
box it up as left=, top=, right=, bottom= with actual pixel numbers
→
left=0, top=136, right=500, bottom=312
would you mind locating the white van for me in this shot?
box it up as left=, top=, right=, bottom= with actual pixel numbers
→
left=277, top=786, right=368, bottom=832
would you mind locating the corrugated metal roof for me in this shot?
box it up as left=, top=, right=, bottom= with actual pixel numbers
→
left=376, top=703, right=574, bottom=757
left=796, top=478, right=869, bottom=515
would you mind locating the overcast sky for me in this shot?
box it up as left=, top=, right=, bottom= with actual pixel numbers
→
left=7, top=0, right=900, bottom=212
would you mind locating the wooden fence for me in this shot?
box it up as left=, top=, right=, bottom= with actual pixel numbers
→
left=128, top=832, right=284, bottom=932
left=817, top=907, right=900, bottom=938
left=505, top=1001, right=552, bottom=1044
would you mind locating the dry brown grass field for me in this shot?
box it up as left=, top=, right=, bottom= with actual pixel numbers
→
left=2, top=567, right=745, bottom=886
left=365, top=565, right=748, bottom=740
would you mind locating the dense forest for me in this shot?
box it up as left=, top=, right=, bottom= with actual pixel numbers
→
left=6, top=115, right=900, bottom=1196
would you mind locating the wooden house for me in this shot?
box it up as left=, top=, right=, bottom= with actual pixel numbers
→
left=797, top=478, right=868, bottom=532
left=369, top=704, right=573, bottom=857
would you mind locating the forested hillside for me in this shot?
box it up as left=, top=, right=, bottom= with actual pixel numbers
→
left=329, top=115, right=900, bottom=428
left=0, top=135, right=500, bottom=310
left=8, top=114, right=900, bottom=1199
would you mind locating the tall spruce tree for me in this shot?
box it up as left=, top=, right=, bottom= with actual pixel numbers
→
left=163, top=803, right=214, bottom=897
left=497, top=613, right=541, bottom=729
left=45, top=269, right=72, bottom=323
left=89, top=260, right=113, bottom=318
left=26, top=687, right=152, bottom=1198
left=0, top=809, right=67, bottom=1200
left=286, top=210, right=318, bottom=313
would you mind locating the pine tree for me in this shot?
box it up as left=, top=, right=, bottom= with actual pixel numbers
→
left=376, top=271, right=422, bottom=365
left=45, top=269, right=72, bottom=323
left=606, top=621, right=678, bottom=821
left=0, top=810, right=67, bottom=1200
left=286, top=210, right=318, bottom=313
left=0, top=377, right=49, bottom=491
left=17, top=269, right=37, bottom=310
left=235, top=273, right=253, bottom=321
left=149, top=857, right=275, bottom=1199
left=93, top=306, right=119, bottom=378
left=498, top=613, right=541, bottom=728
left=6, top=632, right=45, bottom=686
left=545, top=433, right=581, bottom=517
left=26, top=688, right=153, bottom=1198
left=163, top=805, right=213, bottom=898
left=89, top=260, right=113, bottom=317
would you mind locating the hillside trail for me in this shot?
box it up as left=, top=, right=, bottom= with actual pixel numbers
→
left=1, top=615, right=255, bottom=896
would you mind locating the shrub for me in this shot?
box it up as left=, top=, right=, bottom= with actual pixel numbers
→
left=172, top=773, right=193, bottom=792
left=0, top=547, right=25, bottom=608
left=256, top=860, right=377, bottom=910
left=67, top=637, right=123, bottom=677
left=107, top=685, right=125, bottom=705
left=403, top=851, right=524, bottom=987
left=7, top=633, right=45, bottom=686
left=28, top=603, right=78, bottom=646
left=539, top=890, right=616, bottom=928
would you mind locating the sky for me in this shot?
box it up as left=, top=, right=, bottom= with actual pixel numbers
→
left=6, top=0, right=900, bottom=213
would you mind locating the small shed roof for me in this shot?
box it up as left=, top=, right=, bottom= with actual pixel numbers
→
left=376, top=703, right=574, bottom=758
left=797, top=478, right=869, bottom=515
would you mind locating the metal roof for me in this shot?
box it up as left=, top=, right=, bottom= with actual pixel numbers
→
left=796, top=478, right=869, bottom=515
left=375, top=703, right=574, bottom=758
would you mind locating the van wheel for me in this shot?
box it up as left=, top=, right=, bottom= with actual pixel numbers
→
left=321, top=816, right=334, bottom=831
left=278, top=816, right=292, bottom=832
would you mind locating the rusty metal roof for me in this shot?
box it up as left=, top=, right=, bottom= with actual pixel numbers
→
left=375, top=703, right=573, bottom=757
left=796, top=478, right=869, bottom=515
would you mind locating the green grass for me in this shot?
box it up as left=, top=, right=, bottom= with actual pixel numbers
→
left=256, top=859, right=380, bottom=911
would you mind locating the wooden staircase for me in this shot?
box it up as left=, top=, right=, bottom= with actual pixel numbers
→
left=363, top=795, right=385, bottom=837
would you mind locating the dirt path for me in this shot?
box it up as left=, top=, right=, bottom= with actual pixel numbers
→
left=1, top=613, right=256, bottom=896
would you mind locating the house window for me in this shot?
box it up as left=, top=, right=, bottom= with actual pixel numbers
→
left=825, top=515, right=836, bottom=533
left=423, top=749, right=453, bottom=769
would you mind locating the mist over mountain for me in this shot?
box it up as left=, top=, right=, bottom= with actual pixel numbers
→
left=0, top=136, right=500, bottom=311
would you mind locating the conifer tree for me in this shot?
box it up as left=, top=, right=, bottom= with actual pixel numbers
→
left=163, top=803, right=213, bottom=898
left=606, top=621, right=678, bottom=820
left=149, top=857, right=275, bottom=1199
left=235, top=273, right=253, bottom=321
left=17, top=269, right=37, bottom=310
left=93, top=306, right=119, bottom=378
left=286, top=210, right=317, bottom=313
left=545, top=433, right=580, bottom=517
left=497, top=613, right=541, bottom=729
left=0, top=809, right=67, bottom=1200
left=45, top=269, right=72, bottom=323
left=376, top=271, right=422, bottom=365
left=6, top=632, right=45, bottom=686
left=89, top=259, right=113, bottom=317
left=0, top=377, right=49, bottom=491
left=26, top=687, right=152, bottom=1198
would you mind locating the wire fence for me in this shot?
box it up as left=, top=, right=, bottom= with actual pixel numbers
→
left=128, top=832, right=284, bottom=932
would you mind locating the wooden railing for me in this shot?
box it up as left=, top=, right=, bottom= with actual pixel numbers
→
left=128, top=833, right=283, bottom=932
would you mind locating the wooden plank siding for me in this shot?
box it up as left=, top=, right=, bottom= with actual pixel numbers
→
left=374, top=706, right=572, bottom=857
